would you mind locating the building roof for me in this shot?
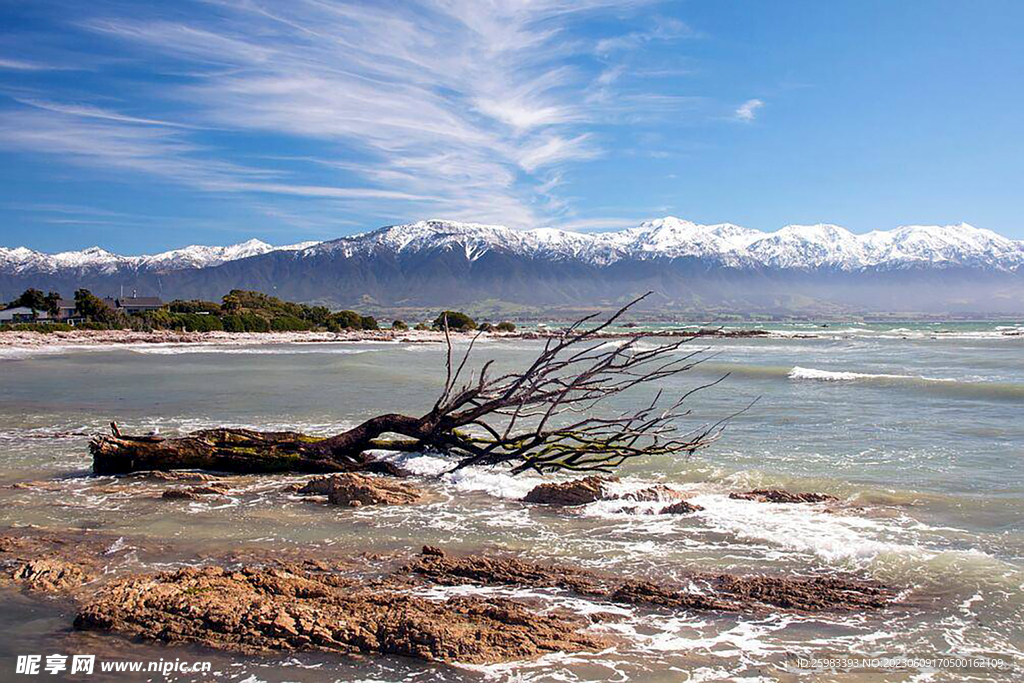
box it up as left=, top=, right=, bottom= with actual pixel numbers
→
left=0, top=306, right=50, bottom=319
left=116, top=297, right=164, bottom=307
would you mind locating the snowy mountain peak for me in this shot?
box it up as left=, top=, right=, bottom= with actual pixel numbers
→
left=3, top=218, right=1022, bottom=279
left=0, top=238, right=323, bottom=274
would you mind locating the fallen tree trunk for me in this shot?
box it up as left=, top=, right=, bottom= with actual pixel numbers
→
left=91, top=293, right=744, bottom=477
left=90, top=427, right=412, bottom=475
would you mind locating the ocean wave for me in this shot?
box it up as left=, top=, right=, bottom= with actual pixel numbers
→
left=788, top=366, right=950, bottom=382
left=688, top=492, right=934, bottom=566
left=788, top=366, right=1024, bottom=401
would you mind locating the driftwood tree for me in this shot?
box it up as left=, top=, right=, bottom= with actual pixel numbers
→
left=91, top=294, right=736, bottom=476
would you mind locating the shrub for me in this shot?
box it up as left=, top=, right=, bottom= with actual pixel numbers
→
left=432, top=311, right=476, bottom=331
left=330, top=310, right=364, bottom=330
left=183, top=314, right=224, bottom=332
left=496, top=321, right=516, bottom=333
left=222, top=313, right=270, bottom=333
left=302, top=305, right=332, bottom=328
left=271, top=315, right=313, bottom=332
left=478, top=322, right=494, bottom=332
left=414, top=322, right=429, bottom=331
left=391, top=319, right=408, bottom=331
left=359, top=315, right=379, bottom=331
left=167, top=299, right=222, bottom=315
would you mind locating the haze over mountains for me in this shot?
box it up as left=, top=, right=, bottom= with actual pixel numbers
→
left=3, top=218, right=1023, bottom=316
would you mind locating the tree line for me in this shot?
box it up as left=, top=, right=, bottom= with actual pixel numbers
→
left=2, top=288, right=515, bottom=334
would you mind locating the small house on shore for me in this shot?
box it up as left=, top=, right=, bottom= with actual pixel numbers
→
left=54, top=299, right=82, bottom=323
left=107, top=297, right=164, bottom=314
left=0, top=306, right=51, bottom=323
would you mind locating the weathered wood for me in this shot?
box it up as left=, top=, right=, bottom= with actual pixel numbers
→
left=91, top=294, right=739, bottom=477
left=89, top=428, right=407, bottom=476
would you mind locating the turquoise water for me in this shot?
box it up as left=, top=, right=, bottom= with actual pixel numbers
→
left=0, top=324, right=1021, bottom=681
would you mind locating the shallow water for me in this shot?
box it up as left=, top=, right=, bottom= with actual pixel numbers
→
left=1, top=325, right=1022, bottom=681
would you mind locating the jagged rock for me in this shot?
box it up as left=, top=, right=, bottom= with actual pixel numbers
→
left=0, top=534, right=102, bottom=594
left=405, top=547, right=891, bottom=613
left=522, top=476, right=615, bottom=506
left=6, top=558, right=92, bottom=593
left=711, top=574, right=889, bottom=611
left=618, top=484, right=686, bottom=502
left=73, top=564, right=608, bottom=664
left=609, top=580, right=726, bottom=611
left=660, top=500, right=704, bottom=515
left=522, top=477, right=691, bottom=507
left=730, top=489, right=839, bottom=504
left=297, top=473, right=422, bottom=506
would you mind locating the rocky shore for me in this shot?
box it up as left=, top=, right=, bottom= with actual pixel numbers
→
left=0, top=325, right=774, bottom=352
left=0, top=524, right=895, bottom=667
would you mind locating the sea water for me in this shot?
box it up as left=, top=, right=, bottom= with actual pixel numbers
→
left=0, top=324, right=1021, bottom=681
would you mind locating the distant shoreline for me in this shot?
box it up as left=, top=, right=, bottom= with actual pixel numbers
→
left=0, top=326, right=783, bottom=350
left=3, top=324, right=1021, bottom=351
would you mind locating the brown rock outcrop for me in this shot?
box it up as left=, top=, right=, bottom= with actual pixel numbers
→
left=713, top=573, right=888, bottom=611
left=0, top=534, right=102, bottom=594
left=162, top=484, right=230, bottom=500
left=730, top=489, right=839, bottom=504
left=405, top=547, right=890, bottom=613
left=73, top=564, right=607, bottom=664
left=522, top=476, right=612, bottom=505
left=297, top=473, right=423, bottom=506
left=522, top=477, right=690, bottom=507
left=660, top=500, right=704, bottom=515
left=619, top=484, right=686, bottom=502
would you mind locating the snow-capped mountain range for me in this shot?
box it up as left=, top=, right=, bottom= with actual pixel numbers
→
left=0, top=238, right=318, bottom=275
left=2, top=218, right=1022, bottom=314
left=4, top=218, right=1021, bottom=275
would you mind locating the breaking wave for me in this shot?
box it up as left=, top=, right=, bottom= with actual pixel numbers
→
left=788, top=366, right=1024, bottom=401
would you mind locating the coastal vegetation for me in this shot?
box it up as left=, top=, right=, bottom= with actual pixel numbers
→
left=2, top=287, right=520, bottom=336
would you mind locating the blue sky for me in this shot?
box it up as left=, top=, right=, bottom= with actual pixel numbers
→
left=0, top=0, right=1021, bottom=253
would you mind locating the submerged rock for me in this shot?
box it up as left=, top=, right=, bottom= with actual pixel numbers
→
left=297, top=473, right=423, bottom=506
left=619, top=484, right=686, bottom=502
left=132, top=470, right=225, bottom=483
left=6, top=558, right=92, bottom=593
left=0, top=534, right=104, bottom=594
left=660, top=500, right=704, bottom=515
left=73, top=564, right=608, bottom=664
left=161, top=484, right=229, bottom=500
left=405, top=547, right=890, bottom=613
left=522, top=477, right=690, bottom=508
left=730, top=489, right=839, bottom=504
left=712, top=573, right=888, bottom=611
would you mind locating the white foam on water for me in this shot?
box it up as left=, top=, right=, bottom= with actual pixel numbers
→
left=381, top=450, right=544, bottom=500
left=444, top=466, right=544, bottom=500
left=689, top=492, right=929, bottom=565
left=788, top=366, right=953, bottom=382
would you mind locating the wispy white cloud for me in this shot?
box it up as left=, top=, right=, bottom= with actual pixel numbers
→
left=14, top=98, right=202, bottom=129
left=0, top=57, right=70, bottom=71
left=734, top=98, right=764, bottom=122
left=595, top=16, right=697, bottom=54
left=0, top=106, right=431, bottom=204
left=0, top=0, right=707, bottom=230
